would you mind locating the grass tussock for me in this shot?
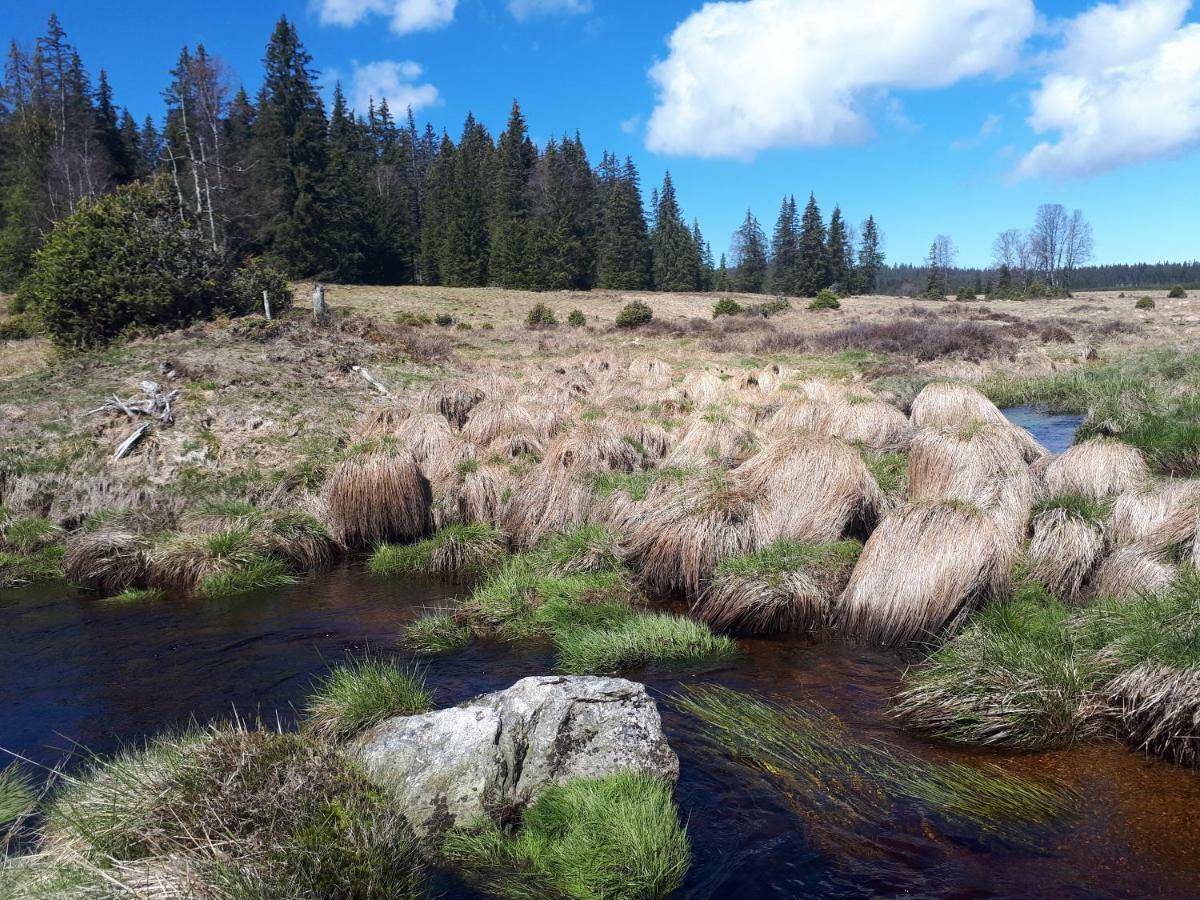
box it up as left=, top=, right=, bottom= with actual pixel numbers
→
left=443, top=772, right=689, bottom=900
left=555, top=612, right=739, bottom=675
left=1039, top=438, right=1149, bottom=502
left=30, top=724, right=428, bottom=898
left=675, top=685, right=1074, bottom=847
left=909, top=381, right=1011, bottom=431
left=814, top=397, right=913, bottom=453
left=0, top=545, right=65, bottom=588
left=196, top=556, right=298, bottom=597
left=403, top=611, right=474, bottom=654
left=104, top=587, right=165, bottom=603
left=528, top=524, right=625, bottom=575
left=304, top=658, right=432, bottom=741
left=1086, top=546, right=1175, bottom=601
left=322, top=446, right=431, bottom=548
left=185, top=501, right=338, bottom=572
left=1, top=765, right=35, bottom=829
left=695, top=539, right=862, bottom=636
left=838, top=501, right=1013, bottom=646
left=63, top=527, right=148, bottom=594
left=1025, top=495, right=1111, bottom=601
left=369, top=523, right=506, bottom=579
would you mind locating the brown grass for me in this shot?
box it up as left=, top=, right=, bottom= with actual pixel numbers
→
left=462, top=398, right=562, bottom=446
left=1039, top=439, right=1150, bottom=502
left=664, top=407, right=757, bottom=467
left=1025, top=508, right=1106, bottom=601
left=837, top=501, right=1013, bottom=645
left=909, top=382, right=1011, bottom=430
left=430, top=460, right=511, bottom=529
left=321, top=447, right=431, bottom=547
left=416, top=380, right=484, bottom=427
left=63, top=528, right=149, bottom=595
left=813, top=396, right=913, bottom=453
left=1087, top=547, right=1175, bottom=600
left=1109, top=480, right=1200, bottom=549
left=1107, top=665, right=1200, bottom=767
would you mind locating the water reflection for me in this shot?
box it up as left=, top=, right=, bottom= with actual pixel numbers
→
left=1002, top=405, right=1084, bottom=454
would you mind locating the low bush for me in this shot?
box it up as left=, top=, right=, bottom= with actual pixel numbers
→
left=229, top=257, right=293, bottom=317
left=395, top=310, right=432, bottom=327
left=0, top=312, right=38, bottom=340
left=434, top=312, right=454, bottom=326
left=615, top=300, right=653, bottom=329
left=1168, top=285, right=1187, bottom=299
left=1135, top=296, right=1155, bottom=309
left=444, top=772, right=690, bottom=900
left=808, top=289, right=840, bottom=310
left=526, top=303, right=559, bottom=327
left=304, top=658, right=432, bottom=741
left=567, top=309, right=587, bottom=327
left=757, top=319, right=1018, bottom=361
left=712, top=297, right=744, bottom=318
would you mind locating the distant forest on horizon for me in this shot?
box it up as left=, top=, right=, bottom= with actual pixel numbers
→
left=1, top=13, right=1196, bottom=300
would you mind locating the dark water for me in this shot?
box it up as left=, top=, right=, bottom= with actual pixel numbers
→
left=3, top=570, right=1199, bottom=898
left=1002, top=406, right=1084, bottom=454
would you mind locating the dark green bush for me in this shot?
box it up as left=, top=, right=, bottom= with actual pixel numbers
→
left=1167, top=285, right=1187, bottom=299
left=808, top=289, right=840, bottom=310
left=395, top=311, right=432, bottom=327
left=434, top=313, right=454, bottom=327
left=956, top=284, right=977, bottom=301
left=0, top=312, right=38, bottom=340
left=712, top=297, right=743, bottom=318
left=567, top=309, right=586, bottom=327
left=615, top=300, right=653, bottom=329
left=230, top=258, right=293, bottom=317
left=17, top=179, right=235, bottom=349
left=525, top=303, right=558, bottom=327
left=1135, top=296, right=1155, bottom=310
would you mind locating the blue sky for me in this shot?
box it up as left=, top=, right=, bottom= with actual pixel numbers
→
left=7, top=0, right=1200, bottom=266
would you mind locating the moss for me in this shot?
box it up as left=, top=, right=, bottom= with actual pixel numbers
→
left=304, top=658, right=432, bottom=740
left=555, top=613, right=738, bottom=675
left=443, top=772, right=689, bottom=900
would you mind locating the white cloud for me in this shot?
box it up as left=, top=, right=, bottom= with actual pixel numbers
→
left=314, top=0, right=457, bottom=35
left=347, top=60, right=441, bottom=116
left=620, top=115, right=642, bottom=134
left=1015, top=0, right=1200, bottom=179
left=644, top=0, right=1035, bottom=159
left=951, top=113, right=1001, bottom=150
left=507, top=0, right=591, bottom=21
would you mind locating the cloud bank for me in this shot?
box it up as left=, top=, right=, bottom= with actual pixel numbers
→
left=347, top=60, right=441, bottom=115
left=314, top=0, right=457, bottom=35
left=645, top=0, right=1035, bottom=159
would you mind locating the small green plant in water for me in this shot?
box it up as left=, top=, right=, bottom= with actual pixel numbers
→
left=105, top=588, right=165, bottom=604
left=404, top=612, right=474, bottom=654
left=304, top=658, right=432, bottom=741
left=556, top=613, right=738, bottom=675
left=369, top=523, right=505, bottom=579
left=443, top=771, right=689, bottom=900
left=197, top=556, right=297, bottom=598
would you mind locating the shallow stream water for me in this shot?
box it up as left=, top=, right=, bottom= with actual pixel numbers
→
left=3, top=565, right=1198, bottom=898
left=1002, top=406, right=1085, bottom=454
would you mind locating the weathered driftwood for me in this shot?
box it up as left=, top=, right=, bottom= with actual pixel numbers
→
left=351, top=365, right=392, bottom=397
left=87, top=381, right=180, bottom=460
left=113, top=423, right=150, bottom=460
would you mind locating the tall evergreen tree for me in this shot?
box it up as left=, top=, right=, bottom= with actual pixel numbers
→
left=796, top=192, right=828, bottom=296
left=250, top=16, right=330, bottom=275
left=713, top=253, right=730, bottom=292
left=437, top=113, right=492, bottom=286
left=527, top=132, right=599, bottom=289
left=732, top=209, right=767, bottom=294
left=418, top=132, right=455, bottom=285
left=855, top=214, right=884, bottom=295
left=596, top=156, right=651, bottom=290
left=489, top=100, right=535, bottom=287
left=769, top=194, right=799, bottom=295
left=650, top=171, right=696, bottom=291
left=827, top=205, right=852, bottom=292
left=322, top=82, right=373, bottom=281
left=692, top=219, right=713, bottom=291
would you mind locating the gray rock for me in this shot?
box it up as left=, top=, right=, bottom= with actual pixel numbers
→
left=352, top=675, right=677, bottom=840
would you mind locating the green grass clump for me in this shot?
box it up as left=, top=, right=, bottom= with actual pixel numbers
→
left=589, top=468, right=690, bottom=502
left=304, top=658, right=432, bottom=740
left=713, top=539, right=861, bottom=583
left=1077, top=567, right=1200, bottom=671
left=864, top=451, right=908, bottom=497
left=370, top=523, right=506, bottom=579
left=443, top=772, right=689, bottom=900
left=1135, top=295, right=1155, bottom=309
left=676, top=685, right=1075, bottom=848
left=712, top=297, right=743, bottom=318
left=894, top=592, right=1105, bottom=749
left=807, top=288, right=841, bottom=310
left=0, top=765, right=35, bottom=828
left=1031, top=492, right=1113, bottom=526
left=104, top=587, right=165, bottom=603
left=196, top=555, right=297, bottom=598
left=1167, top=285, right=1187, bottom=299
left=40, top=725, right=427, bottom=897
left=529, top=524, right=625, bottom=575
left=556, top=612, right=738, bottom=676
left=404, top=612, right=474, bottom=654
left=1, top=515, right=61, bottom=553
left=0, top=545, right=65, bottom=587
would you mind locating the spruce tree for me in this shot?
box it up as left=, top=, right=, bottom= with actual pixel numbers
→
left=855, top=215, right=884, bottom=295
left=796, top=193, right=829, bottom=296
left=693, top=219, right=713, bottom=291
left=827, top=205, right=852, bottom=292
left=651, top=171, right=697, bottom=291
left=596, top=156, right=651, bottom=289
left=732, top=209, right=767, bottom=293
left=489, top=100, right=535, bottom=287
left=924, top=241, right=947, bottom=299
left=769, top=194, right=799, bottom=295
left=250, top=16, right=330, bottom=276
left=527, top=133, right=598, bottom=289
left=323, top=82, right=373, bottom=281
left=437, top=114, right=492, bottom=286
left=418, top=133, right=455, bottom=285
left=714, top=254, right=730, bottom=292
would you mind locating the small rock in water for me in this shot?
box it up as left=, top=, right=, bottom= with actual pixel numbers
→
left=353, top=675, right=678, bottom=840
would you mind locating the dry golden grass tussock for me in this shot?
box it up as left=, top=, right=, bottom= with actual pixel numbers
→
left=735, top=434, right=883, bottom=543
left=909, top=381, right=1010, bottom=431
left=1025, top=508, right=1107, bottom=601
left=1106, top=665, right=1200, bottom=767
left=814, top=396, right=914, bottom=453
left=64, top=528, right=149, bottom=594
left=624, top=470, right=764, bottom=598
left=321, top=447, right=431, bottom=547
left=680, top=371, right=725, bottom=406
left=389, top=411, right=458, bottom=466
left=543, top=421, right=643, bottom=474
left=664, top=406, right=758, bottom=468
left=907, top=424, right=1036, bottom=544
left=607, top=413, right=672, bottom=459
left=415, top=380, right=484, bottom=428
left=1039, top=439, right=1150, bottom=502
left=430, top=459, right=511, bottom=529
left=764, top=397, right=824, bottom=435
left=462, top=398, right=562, bottom=446
left=837, top=501, right=1013, bottom=646
left=1087, top=547, right=1175, bottom=600
left=350, top=402, right=412, bottom=441
left=628, top=357, right=674, bottom=390
left=1109, top=480, right=1200, bottom=549
left=794, top=378, right=859, bottom=405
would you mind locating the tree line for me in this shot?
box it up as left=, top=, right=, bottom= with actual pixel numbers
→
left=0, top=14, right=886, bottom=298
